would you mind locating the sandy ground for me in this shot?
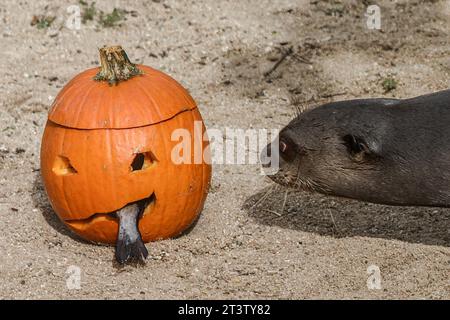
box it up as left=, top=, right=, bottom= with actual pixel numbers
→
left=0, top=0, right=449, bottom=299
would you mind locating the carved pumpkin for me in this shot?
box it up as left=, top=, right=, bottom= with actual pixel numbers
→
left=40, top=46, right=211, bottom=244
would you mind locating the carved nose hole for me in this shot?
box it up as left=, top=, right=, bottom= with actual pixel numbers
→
left=131, top=151, right=157, bottom=172
left=53, top=155, right=77, bottom=176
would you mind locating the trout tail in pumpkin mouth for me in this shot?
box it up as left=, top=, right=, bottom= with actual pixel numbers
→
left=115, top=200, right=149, bottom=264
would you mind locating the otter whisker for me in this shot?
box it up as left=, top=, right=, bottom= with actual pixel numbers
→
left=281, top=189, right=289, bottom=215
left=264, top=209, right=282, bottom=217
left=250, top=184, right=278, bottom=209
left=327, top=209, right=339, bottom=235
left=290, top=97, right=309, bottom=117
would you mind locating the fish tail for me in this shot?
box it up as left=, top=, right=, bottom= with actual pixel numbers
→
left=115, top=229, right=148, bottom=264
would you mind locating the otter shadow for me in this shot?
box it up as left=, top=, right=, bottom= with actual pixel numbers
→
left=31, top=173, right=90, bottom=244
left=243, top=186, right=450, bottom=247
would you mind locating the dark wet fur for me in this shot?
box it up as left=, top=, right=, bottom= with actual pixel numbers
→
left=264, top=89, right=450, bottom=207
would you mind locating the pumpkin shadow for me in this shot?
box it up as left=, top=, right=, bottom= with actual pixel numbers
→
left=31, top=172, right=200, bottom=246
left=31, top=173, right=91, bottom=244
left=243, top=185, right=450, bottom=247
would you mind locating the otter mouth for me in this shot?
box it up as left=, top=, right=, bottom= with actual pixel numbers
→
left=65, top=193, right=156, bottom=227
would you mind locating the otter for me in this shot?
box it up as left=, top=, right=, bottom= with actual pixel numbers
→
left=262, top=89, right=450, bottom=207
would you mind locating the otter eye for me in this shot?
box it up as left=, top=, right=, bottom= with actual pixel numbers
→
left=341, top=134, right=380, bottom=163
left=342, top=134, right=370, bottom=155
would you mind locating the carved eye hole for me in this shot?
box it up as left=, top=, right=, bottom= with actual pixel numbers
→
left=53, top=155, right=77, bottom=176
left=130, top=151, right=157, bottom=172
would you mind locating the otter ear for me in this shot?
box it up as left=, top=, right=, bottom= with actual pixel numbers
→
left=342, top=134, right=373, bottom=161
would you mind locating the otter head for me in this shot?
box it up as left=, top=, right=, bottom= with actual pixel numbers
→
left=262, top=101, right=386, bottom=199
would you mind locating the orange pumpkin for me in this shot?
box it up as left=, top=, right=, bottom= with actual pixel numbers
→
left=40, top=46, right=211, bottom=244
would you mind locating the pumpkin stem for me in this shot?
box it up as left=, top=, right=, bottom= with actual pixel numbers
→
left=94, top=45, right=143, bottom=85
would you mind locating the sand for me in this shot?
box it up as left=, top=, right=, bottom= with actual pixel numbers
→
left=0, top=0, right=449, bottom=299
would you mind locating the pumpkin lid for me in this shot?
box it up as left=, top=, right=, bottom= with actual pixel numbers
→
left=48, top=46, right=197, bottom=129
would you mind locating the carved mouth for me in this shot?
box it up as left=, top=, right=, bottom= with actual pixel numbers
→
left=65, top=193, right=156, bottom=227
